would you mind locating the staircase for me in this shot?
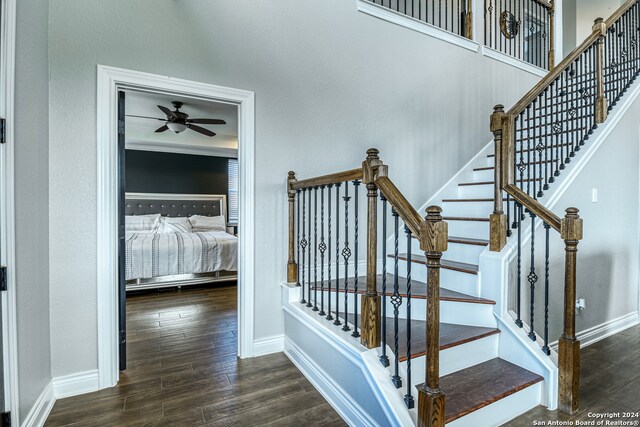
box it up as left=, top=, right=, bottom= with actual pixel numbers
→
left=282, top=1, right=640, bottom=425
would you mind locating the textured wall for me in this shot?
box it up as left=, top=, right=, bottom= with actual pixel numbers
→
left=48, top=0, right=540, bottom=378
left=14, top=0, right=51, bottom=422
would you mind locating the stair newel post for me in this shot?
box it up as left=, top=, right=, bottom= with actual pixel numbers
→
left=287, top=171, right=298, bottom=283
left=558, top=208, right=583, bottom=415
left=417, top=207, right=448, bottom=427
left=594, top=17, right=609, bottom=124
left=490, top=105, right=507, bottom=252
left=361, top=148, right=386, bottom=349
left=548, top=1, right=556, bottom=69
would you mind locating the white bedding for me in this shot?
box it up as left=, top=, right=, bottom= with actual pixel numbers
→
left=125, top=230, right=237, bottom=281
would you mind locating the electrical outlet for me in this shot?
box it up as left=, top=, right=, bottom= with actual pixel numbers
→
left=576, top=298, right=586, bottom=311
left=592, top=188, right=598, bottom=203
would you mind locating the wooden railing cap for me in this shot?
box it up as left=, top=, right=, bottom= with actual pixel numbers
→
left=561, top=207, right=583, bottom=241
left=420, top=206, right=448, bottom=254
left=366, top=148, right=380, bottom=161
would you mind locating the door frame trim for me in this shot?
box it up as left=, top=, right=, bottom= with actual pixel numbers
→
left=96, top=65, right=256, bottom=388
left=0, top=0, right=18, bottom=422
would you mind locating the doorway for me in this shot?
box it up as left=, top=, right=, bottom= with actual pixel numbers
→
left=97, top=66, right=256, bottom=388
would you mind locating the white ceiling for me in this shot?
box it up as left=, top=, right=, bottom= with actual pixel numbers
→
left=124, top=90, right=239, bottom=156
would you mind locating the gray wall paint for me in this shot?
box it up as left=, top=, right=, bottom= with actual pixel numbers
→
left=15, top=0, right=51, bottom=422
left=511, top=94, right=640, bottom=345
left=48, top=0, right=540, bottom=377
left=563, top=0, right=624, bottom=52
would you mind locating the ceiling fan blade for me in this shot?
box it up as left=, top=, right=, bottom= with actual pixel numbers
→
left=126, top=114, right=165, bottom=121
left=187, top=118, right=227, bottom=125
left=157, top=105, right=177, bottom=119
left=188, top=124, right=216, bottom=137
left=155, top=125, right=169, bottom=133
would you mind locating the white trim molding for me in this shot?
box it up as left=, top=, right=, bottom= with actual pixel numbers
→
left=96, top=65, right=256, bottom=390
left=52, top=370, right=100, bottom=400
left=550, top=312, right=640, bottom=351
left=21, top=381, right=54, bottom=427
left=125, top=139, right=238, bottom=159
left=253, top=335, right=284, bottom=357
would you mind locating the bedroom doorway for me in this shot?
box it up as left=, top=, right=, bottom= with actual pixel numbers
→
left=117, top=88, right=241, bottom=372
left=97, top=66, right=256, bottom=388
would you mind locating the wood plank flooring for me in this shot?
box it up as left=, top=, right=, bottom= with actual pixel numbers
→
left=507, top=324, right=640, bottom=426
left=45, top=283, right=346, bottom=426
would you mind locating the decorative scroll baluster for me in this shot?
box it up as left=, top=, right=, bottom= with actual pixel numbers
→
left=404, top=226, right=414, bottom=409
left=327, top=185, right=334, bottom=321
left=319, top=186, right=327, bottom=316
left=542, top=223, right=551, bottom=355
left=515, top=202, right=523, bottom=328
left=313, top=187, right=319, bottom=312
left=300, top=188, right=308, bottom=305
left=527, top=211, right=537, bottom=341
left=342, top=182, right=352, bottom=332
left=391, top=208, right=402, bottom=389
left=380, top=195, right=390, bottom=367
left=334, top=183, right=342, bottom=326
left=352, top=180, right=361, bottom=338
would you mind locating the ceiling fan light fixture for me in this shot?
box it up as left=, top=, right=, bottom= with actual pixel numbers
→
left=166, top=122, right=187, bottom=134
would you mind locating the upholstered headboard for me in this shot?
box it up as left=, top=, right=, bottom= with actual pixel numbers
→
left=125, top=193, right=227, bottom=218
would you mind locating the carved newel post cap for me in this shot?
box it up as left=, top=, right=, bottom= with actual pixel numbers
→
left=425, top=205, right=443, bottom=221
left=366, top=148, right=380, bottom=161
left=565, top=207, right=580, bottom=218
left=493, top=104, right=505, bottom=113
left=288, top=171, right=296, bottom=179
left=594, top=17, right=604, bottom=24
left=561, top=207, right=583, bottom=241
left=421, top=206, right=448, bottom=253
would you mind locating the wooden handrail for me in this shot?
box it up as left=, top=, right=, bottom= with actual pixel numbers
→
left=532, top=0, right=552, bottom=9
left=374, top=176, right=423, bottom=238
left=505, top=185, right=561, bottom=232
left=291, top=168, right=363, bottom=190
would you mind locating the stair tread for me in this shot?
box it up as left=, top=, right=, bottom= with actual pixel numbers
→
left=417, top=358, right=543, bottom=423
left=442, top=198, right=507, bottom=203
left=459, top=178, right=542, bottom=186
left=393, top=253, right=479, bottom=275
left=442, top=216, right=490, bottom=222
left=311, top=273, right=495, bottom=304
left=344, top=314, right=500, bottom=362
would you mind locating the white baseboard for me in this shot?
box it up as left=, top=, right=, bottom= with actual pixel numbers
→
left=550, top=312, right=640, bottom=350
left=21, top=380, right=55, bottom=427
left=253, top=335, right=284, bottom=357
left=284, top=338, right=379, bottom=427
left=52, top=369, right=99, bottom=399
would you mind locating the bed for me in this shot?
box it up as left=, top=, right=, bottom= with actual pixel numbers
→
left=124, top=193, right=238, bottom=291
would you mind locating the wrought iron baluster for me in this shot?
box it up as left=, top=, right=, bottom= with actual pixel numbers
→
left=352, top=180, right=361, bottom=338
left=307, top=188, right=313, bottom=308
left=313, top=187, right=319, bottom=312
left=528, top=99, right=534, bottom=196
left=515, top=203, right=523, bottom=328
left=542, top=223, right=551, bottom=355
left=536, top=93, right=545, bottom=198
left=300, top=188, right=308, bottom=304
left=543, top=84, right=550, bottom=190
left=391, top=208, right=402, bottom=389
left=380, top=195, right=389, bottom=367
left=327, top=185, right=334, bottom=321
left=404, top=226, right=414, bottom=409
left=528, top=211, right=538, bottom=341
left=342, top=182, right=352, bottom=331
left=319, top=186, right=327, bottom=316
left=334, top=183, right=342, bottom=325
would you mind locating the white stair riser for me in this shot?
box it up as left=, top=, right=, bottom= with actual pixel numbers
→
left=447, top=382, right=543, bottom=427
left=409, top=238, right=485, bottom=265
left=472, top=168, right=495, bottom=182
left=312, top=291, right=495, bottom=327
left=398, top=334, right=499, bottom=388
left=392, top=259, right=478, bottom=295
left=446, top=219, right=490, bottom=240
left=442, top=200, right=493, bottom=217
left=458, top=183, right=494, bottom=199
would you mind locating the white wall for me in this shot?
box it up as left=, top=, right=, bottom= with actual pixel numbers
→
left=563, top=0, right=625, bottom=53
left=48, top=0, right=540, bottom=378
left=14, top=0, right=51, bottom=422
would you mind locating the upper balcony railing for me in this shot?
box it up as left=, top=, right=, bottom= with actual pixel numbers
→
left=362, top=0, right=556, bottom=70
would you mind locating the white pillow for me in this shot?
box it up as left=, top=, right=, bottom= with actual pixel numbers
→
left=159, top=216, right=192, bottom=233
left=189, top=215, right=226, bottom=232
left=125, top=214, right=160, bottom=232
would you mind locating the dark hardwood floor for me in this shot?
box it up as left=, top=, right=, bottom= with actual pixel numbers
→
left=507, top=324, right=640, bottom=426
left=45, top=283, right=345, bottom=426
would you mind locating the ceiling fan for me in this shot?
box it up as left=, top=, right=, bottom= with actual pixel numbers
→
left=126, top=101, right=226, bottom=137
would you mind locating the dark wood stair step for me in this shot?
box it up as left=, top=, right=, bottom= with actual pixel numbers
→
left=459, top=178, right=542, bottom=186
left=442, top=216, right=489, bottom=223
left=392, top=254, right=479, bottom=275
left=311, top=273, right=494, bottom=305
left=418, top=358, right=543, bottom=423
left=344, top=314, right=500, bottom=362
left=442, top=198, right=507, bottom=203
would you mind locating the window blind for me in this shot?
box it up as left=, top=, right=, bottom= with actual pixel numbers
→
left=228, top=159, right=239, bottom=223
